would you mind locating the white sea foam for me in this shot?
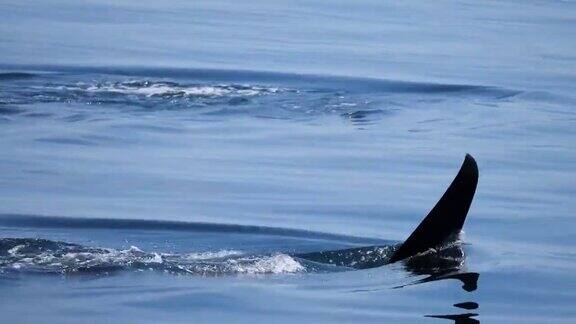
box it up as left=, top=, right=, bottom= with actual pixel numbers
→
left=183, top=250, right=243, bottom=260
left=0, top=240, right=303, bottom=276
left=7, top=244, right=25, bottom=256
left=77, top=81, right=282, bottom=98
left=250, top=254, right=305, bottom=274
left=228, top=254, right=305, bottom=274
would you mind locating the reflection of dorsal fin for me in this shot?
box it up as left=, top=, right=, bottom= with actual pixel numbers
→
left=390, top=154, right=479, bottom=263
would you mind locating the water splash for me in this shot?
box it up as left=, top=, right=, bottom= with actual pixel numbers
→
left=77, top=80, right=283, bottom=98
left=1, top=77, right=291, bottom=111
left=0, top=69, right=522, bottom=122
left=0, top=238, right=304, bottom=276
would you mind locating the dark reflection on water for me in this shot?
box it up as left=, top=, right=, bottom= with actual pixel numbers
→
left=395, top=244, right=479, bottom=291
left=426, top=313, right=479, bottom=324
left=396, top=244, right=481, bottom=323
left=400, top=270, right=479, bottom=293
left=454, top=302, right=479, bottom=310
left=424, top=284, right=481, bottom=323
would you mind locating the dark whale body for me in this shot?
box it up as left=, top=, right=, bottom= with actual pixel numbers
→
left=296, top=154, right=479, bottom=268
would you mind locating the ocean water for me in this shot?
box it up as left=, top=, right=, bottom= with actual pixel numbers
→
left=1, top=0, right=575, bottom=323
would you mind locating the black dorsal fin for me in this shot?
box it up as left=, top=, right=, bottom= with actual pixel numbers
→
left=389, top=154, right=479, bottom=263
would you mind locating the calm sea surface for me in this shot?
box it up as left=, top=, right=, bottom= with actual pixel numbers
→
left=1, top=1, right=575, bottom=323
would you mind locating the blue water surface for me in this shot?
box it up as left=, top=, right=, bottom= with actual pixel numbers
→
left=1, top=1, right=575, bottom=323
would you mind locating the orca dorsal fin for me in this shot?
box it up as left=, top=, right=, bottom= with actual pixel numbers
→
left=389, top=154, right=479, bottom=263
